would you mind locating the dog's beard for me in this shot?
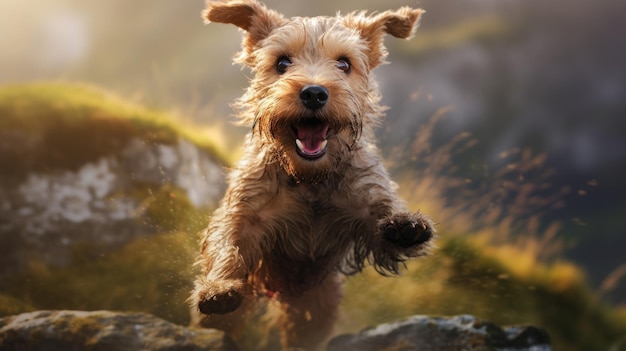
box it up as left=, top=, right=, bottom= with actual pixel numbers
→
left=270, top=126, right=356, bottom=183
left=253, top=99, right=362, bottom=183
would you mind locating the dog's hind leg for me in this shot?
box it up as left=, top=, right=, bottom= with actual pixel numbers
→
left=277, top=273, right=343, bottom=350
left=190, top=200, right=269, bottom=317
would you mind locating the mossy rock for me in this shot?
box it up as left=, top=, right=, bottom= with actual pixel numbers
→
left=0, top=83, right=227, bottom=322
left=0, top=310, right=237, bottom=351
left=0, top=83, right=228, bottom=175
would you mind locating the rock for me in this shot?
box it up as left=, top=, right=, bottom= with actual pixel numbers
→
left=0, top=310, right=239, bottom=351
left=0, top=311, right=551, bottom=351
left=0, top=84, right=227, bottom=280
left=327, top=315, right=551, bottom=351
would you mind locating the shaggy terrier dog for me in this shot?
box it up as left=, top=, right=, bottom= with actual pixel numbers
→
left=190, top=0, right=435, bottom=349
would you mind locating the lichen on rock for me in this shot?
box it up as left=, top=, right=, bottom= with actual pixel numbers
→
left=0, top=310, right=238, bottom=351
left=17, top=158, right=129, bottom=234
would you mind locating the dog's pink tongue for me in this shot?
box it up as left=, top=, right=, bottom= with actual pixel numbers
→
left=297, top=121, right=328, bottom=153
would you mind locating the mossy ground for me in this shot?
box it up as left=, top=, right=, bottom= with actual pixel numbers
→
left=0, top=82, right=229, bottom=180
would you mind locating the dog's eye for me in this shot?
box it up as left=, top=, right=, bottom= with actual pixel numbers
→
left=276, top=56, right=292, bottom=74
left=336, top=57, right=351, bottom=73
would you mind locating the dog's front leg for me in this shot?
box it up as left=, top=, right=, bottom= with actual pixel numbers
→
left=190, top=204, right=266, bottom=316
left=356, top=164, right=436, bottom=274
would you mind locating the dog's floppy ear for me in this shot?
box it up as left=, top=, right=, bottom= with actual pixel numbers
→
left=374, top=7, right=424, bottom=40
left=204, top=0, right=286, bottom=64
left=344, top=7, right=424, bottom=69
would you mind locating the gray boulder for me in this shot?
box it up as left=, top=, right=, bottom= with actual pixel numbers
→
left=327, top=315, right=551, bottom=351
left=0, top=310, right=238, bottom=351
left=0, top=137, right=225, bottom=269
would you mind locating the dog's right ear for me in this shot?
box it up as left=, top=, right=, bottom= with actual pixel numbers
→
left=344, top=7, right=424, bottom=70
left=204, top=0, right=286, bottom=64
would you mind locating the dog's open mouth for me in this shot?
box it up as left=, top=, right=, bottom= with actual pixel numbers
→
left=293, top=117, right=329, bottom=160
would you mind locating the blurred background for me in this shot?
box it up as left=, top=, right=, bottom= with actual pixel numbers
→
left=1, top=0, right=625, bottom=349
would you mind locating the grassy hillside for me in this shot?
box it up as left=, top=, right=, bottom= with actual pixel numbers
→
left=361, top=115, right=626, bottom=350
left=0, top=83, right=624, bottom=350
left=340, top=237, right=626, bottom=350
left=0, top=82, right=229, bottom=180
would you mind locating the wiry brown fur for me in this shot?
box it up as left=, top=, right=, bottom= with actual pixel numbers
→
left=190, top=1, right=434, bottom=350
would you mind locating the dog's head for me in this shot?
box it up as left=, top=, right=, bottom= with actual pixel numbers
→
left=204, top=0, right=423, bottom=181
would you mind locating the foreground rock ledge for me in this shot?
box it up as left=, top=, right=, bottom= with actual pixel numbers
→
left=0, top=310, right=238, bottom=351
left=0, top=311, right=551, bottom=351
left=329, top=314, right=552, bottom=351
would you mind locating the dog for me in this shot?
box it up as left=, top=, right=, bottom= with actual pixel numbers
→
left=189, top=1, right=435, bottom=349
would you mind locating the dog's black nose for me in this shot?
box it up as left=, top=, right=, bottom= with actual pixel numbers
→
left=300, top=85, right=329, bottom=110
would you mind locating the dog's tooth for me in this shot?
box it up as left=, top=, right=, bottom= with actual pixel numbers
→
left=296, top=139, right=305, bottom=152
left=321, top=140, right=328, bottom=150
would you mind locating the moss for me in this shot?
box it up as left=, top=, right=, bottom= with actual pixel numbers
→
left=64, top=316, right=102, bottom=343
left=1, top=230, right=202, bottom=325
left=0, top=82, right=228, bottom=180
left=131, top=183, right=209, bottom=234
left=0, top=294, right=35, bottom=316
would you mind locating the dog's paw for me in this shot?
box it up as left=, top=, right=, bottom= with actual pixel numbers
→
left=194, top=279, right=248, bottom=315
left=198, top=289, right=243, bottom=315
left=380, top=212, right=434, bottom=248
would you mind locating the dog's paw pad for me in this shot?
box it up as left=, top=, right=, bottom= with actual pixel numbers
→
left=381, top=213, right=434, bottom=248
left=198, top=289, right=243, bottom=315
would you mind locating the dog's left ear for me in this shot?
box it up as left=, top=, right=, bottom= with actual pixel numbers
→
left=204, top=0, right=286, bottom=65
left=344, top=7, right=424, bottom=69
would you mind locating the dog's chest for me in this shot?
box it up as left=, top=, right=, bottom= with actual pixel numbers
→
left=266, top=182, right=370, bottom=259
left=258, top=185, right=366, bottom=295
